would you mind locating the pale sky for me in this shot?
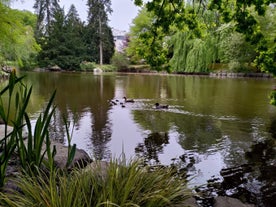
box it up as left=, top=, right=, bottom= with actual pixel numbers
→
left=11, top=0, right=140, bottom=31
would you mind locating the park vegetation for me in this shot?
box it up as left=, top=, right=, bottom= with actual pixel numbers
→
left=129, top=0, right=276, bottom=74
left=0, top=0, right=275, bottom=73
left=0, top=0, right=114, bottom=71
left=0, top=71, right=191, bottom=206
left=0, top=0, right=276, bottom=205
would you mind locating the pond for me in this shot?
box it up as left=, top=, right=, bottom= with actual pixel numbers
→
left=1, top=72, right=276, bottom=189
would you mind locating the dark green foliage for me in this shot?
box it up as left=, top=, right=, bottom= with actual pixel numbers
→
left=256, top=44, right=276, bottom=75
left=86, top=0, right=115, bottom=65
left=37, top=6, right=87, bottom=70
left=36, top=1, right=114, bottom=70
left=34, top=0, right=60, bottom=38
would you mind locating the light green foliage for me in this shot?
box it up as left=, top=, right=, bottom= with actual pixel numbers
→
left=80, top=61, right=96, bottom=71
left=169, top=6, right=221, bottom=73
left=126, top=8, right=153, bottom=63
left=0, top=4, right=40, bottom=68
left=219, top=31, right=256, bottom=64
left=126, top=7, right=169, bottom=70
left=111, top=52, right=130, bottom=70
left=133, top=0, right=276, bottom=74
left=170, top=32, right=217, bottom=72
left=0, top=158, right=191, bottom=206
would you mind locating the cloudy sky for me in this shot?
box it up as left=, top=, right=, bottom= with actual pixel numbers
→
left=11, top=0, right=140, bottom=31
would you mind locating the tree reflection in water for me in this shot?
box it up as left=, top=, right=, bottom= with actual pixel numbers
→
left=135, top=132, right=169, bottom=164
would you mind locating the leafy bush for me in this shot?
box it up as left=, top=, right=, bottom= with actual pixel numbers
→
left=98, top=64, right=116, bottom=72
left=228, top=61, right=251, bottom=73
left=80, top=61, right=96, bottom=71
left=0, top=158, right=191, bottom=207
left=111, top=52, right=130, bottom=70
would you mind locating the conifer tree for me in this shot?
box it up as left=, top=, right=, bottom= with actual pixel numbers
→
left=33, top=0, right=60, bottom=39
left=86, top=0, right=114, bottom=64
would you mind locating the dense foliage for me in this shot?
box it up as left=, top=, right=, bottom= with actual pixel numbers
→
left=36, top=0, right=114, bottom=70
left=37, top=5, right=88, bottom=70
left=86, top=0, right=114, bottom=65
left=131, top=0, right=276, bottom=73
left=0, top=0, right=115, bottom=70
left=126, top=8, right=169, bottom=71
left=0, top=159, right=190, bottom=207
left=0, top=2, right=40, bottom=69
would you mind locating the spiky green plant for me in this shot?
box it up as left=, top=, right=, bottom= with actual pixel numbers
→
left=0, top=71, right=76, bottom=187
left=0, top=158, right=191, bottom=207
left=63, top=115, right=76, bottom=168
left=0, top=70, right=27, bottom=187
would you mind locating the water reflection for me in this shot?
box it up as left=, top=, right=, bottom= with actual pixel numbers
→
left=135, top=132, right=169, bottom=164
left=23, top=72, right=115, bottom=160
left=2, top=72, right=275, bottom=187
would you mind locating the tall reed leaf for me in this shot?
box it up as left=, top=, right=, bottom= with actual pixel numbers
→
left=63, top=115, right=76, bottom=168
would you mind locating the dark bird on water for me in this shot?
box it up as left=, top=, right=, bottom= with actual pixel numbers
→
left=155, top=103, right=169, bottom=109
left=123, top=97, right=135, bottom=103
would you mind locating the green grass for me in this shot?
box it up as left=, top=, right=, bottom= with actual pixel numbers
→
left=0, top=159, right=191, bottom=207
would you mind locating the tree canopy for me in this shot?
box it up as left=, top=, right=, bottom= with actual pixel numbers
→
left=132, top=0, right=276, bottom=74
left=0, top=1, right=40, bottom=68
left=36, top=0, right=114, bottom=70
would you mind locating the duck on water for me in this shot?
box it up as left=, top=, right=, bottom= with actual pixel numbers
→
left=155, top=103, right=169, bottom=109
left=123, top=97, right=135, bottom=103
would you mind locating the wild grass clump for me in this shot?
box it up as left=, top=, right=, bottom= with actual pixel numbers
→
left=0, top=158, right=191, bottom=207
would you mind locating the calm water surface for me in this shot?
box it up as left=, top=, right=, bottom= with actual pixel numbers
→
left=4, top=71, right=276, bottom=186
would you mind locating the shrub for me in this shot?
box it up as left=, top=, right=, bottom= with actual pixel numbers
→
left=0, top=158, right=191, bottom=207
left=228, top=61, right=251, bottom=73
left=111, top=52, right=130, bottom=70
left=80, top=61, right=96, bottom=71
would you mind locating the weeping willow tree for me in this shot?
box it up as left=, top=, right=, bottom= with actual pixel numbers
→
left=170, top=31, right=218, bottom=73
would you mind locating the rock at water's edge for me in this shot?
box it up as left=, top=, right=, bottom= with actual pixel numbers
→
left=214, top=196, right=255, bottom=207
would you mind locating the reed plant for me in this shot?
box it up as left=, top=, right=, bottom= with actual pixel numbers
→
left=0, top=71, right=27, bottom=187
left=0, top=158, right=191, bottom=207
left=0, top=71, right=76, bottom=187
